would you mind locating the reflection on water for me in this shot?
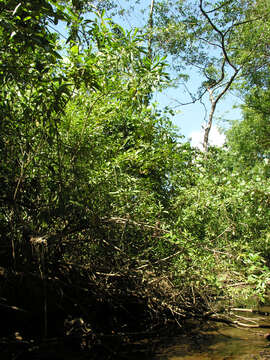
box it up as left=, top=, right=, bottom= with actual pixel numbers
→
left=153, top=308, right=270, bottom=360
left=154, top=327, right=270, bottom=359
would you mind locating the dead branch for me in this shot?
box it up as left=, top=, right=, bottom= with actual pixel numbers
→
left=136, top=250, right=183, bottom=270
left=95, top=272, right=122, bottom=277
left=231, top=308, right=270, bottom=316
left=209, top=315, right=270, bottom=328
left=232, top=314, right=261, bottom=324
left=102, top=216, right=168, bottom=234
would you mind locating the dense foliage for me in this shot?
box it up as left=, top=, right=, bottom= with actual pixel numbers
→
left=0, top=0, right=270, bottom=357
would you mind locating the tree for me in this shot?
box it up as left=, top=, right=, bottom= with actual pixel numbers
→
left=225, top=0, right=270, bottom=168
left=226, top=87, right=270, bottom=168
left=0, top=0, right=173, bottom=270
left=58, top=0, right=270, bottom=151
left=150, top=0, right=270, bottom=150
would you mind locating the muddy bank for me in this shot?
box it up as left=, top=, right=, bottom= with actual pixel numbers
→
left=3, top=252, right=269, bottom=360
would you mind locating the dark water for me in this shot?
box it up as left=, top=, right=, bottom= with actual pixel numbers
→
left=152, top=308, right=270, bottom=360
left=154, top=327, right=270, bottom=360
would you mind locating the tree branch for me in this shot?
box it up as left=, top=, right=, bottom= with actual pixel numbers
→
left=204, top=0, right=232, bottom=14
left=199, top=0, right=237, bottom=70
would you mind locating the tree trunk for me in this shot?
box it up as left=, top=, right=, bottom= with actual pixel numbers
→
left=203, top=88, right=216, bottom=152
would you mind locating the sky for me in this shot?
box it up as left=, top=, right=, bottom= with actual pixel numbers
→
left=154, top=84, right=243, bottom=147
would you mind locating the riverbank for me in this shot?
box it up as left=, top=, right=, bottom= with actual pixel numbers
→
left=1, top=258, right=270, bottom=360
left=0, top=258, right=215, bottom=360
left=154, top=322, right=270, bottom=360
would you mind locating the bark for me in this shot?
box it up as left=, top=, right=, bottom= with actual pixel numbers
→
left=199, top=0, right=240, bottom=152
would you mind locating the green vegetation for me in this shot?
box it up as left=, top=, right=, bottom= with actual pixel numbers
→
left=0, top=0, right=270, bottom=358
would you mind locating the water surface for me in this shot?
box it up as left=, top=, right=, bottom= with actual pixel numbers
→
left=153, top=309, right=270, bottom=360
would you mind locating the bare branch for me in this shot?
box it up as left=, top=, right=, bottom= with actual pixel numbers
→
left=225, top=16, right=266, bottom=35
left=215, top=68, right=239, bottom=104
left=199, top=0, right=237, bottom=70
left=202, top=68, right=239, bottom=151
left=198, top=36, right=222, bottom=49
left=209, top=315, right=270, bottom=328
left=170, top=82, right=208, bottom=108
